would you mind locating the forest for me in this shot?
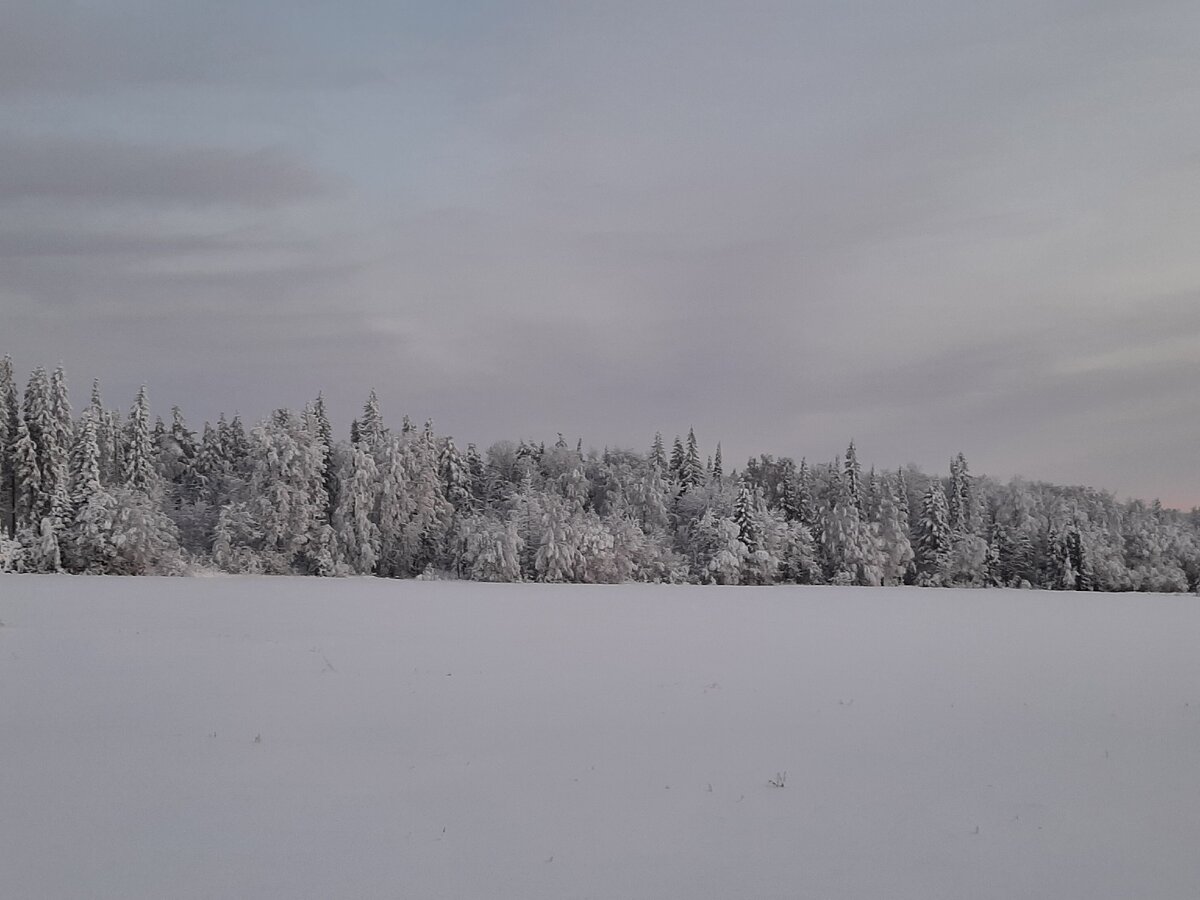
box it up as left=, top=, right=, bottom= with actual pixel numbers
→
left=0, top=357, right=1196, bottom=590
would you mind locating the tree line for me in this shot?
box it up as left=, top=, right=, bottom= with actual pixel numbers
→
left=0, top=357, right=1197, bottom=590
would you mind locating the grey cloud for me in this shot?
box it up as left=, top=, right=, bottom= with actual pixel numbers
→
left=0, top=135, right=327, bottom=208
left=0, top=1, right=381, bottom=95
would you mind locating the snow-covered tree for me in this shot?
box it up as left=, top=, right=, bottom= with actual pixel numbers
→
left=124, top=386, right=159, bottom=495
left=0, top=355, right=18, bottom=536
left=707, top=516, right=749, bottom=585
left=332, top=442, right=380, bottom=575
left=877, top=482, right=914, bottom=585
left=915, top=482, right=951, bottom=585
left=63, top=412, right=118, bottom=573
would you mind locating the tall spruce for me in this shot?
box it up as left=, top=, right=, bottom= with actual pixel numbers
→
left=916, top=481, right=951, bottom=584
left=844, top=440, right=864, bottom=515
left=0, top=356, right=17, bottom=535
left=125, top=385, right=157, bottom=494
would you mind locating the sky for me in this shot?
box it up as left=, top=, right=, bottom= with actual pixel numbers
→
left=1, top=1, right=1198, bottom=507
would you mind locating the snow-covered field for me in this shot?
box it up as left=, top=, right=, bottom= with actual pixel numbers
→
left=1, top=577, right=1198, bottom=899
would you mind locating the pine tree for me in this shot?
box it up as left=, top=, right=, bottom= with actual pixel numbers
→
left=948, top=452, right=971, bottom=534
left=650, top=432, right=667, bottom=471
left=633, top=463, right=670, bottom=532
left=332, top=443, right=381, bottom=575
left=877, top=483, right=914, bottom=585
left=359, top=389, right=387, bottom=455
left=511, top=471, right=545, bottom=579
left=915, top=482, right=951, bottom=585
left=63, top=412, right=117, bottom=573
left=0, top=356, right=17, bottom=536
left=465, top=442, right=484, bottom=504
left=311, top=393, right=337, bottom=523
left=11, top=412, right=40, bottom=533
left=844, top=441, right=863, bottom=515
left=125, top=385, right=158, bottom=494
left=865, top=467, right=880, bottom=522
left=536, top=498, right=577, bottom=583
left=439, top=437, right=473, bottom=514
left=985, top=519, right=1006, bottom=587
left=707, top=517, right=748, bottom=585
left=23, top=367, right=56, bottom=522
left=680, top=427, right=701, bottom=490
left=376, top=437, right=415, bottom=577
left=895, top=467, right=911, bottom=532
left=733, top=480, right=760, bottom=554
left=403, top=424, right=452, bottom=573
left=1066, top=523, right=1091, bottom=591
left=459, top=514, right=523, bottom=582
left=669, top=436, right=685, bottom=482
left=712, top=443, right=723, bottom=484
left=793, top=457, right=814, bottom=527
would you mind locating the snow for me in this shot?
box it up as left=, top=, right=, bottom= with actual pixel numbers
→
left=2, top=577, right=1198, bottom=899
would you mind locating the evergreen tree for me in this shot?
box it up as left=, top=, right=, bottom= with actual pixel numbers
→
left=23, top=367, right=57, bottom=522
left=712, top=443, right=723, bottom=484
left=332, top=442, right=381, bottom=575
left=680, top=427, right=702, bottom=490
left=985, top=519, right=1006, bottom=587
left=312, top=393, right=337, bottom=523
left=733, top=480, right=760, bottom=554
left=63, top=412, right=117, bottom=573
left=948, top=452, right=972, bottom=534
left=669, top=436, right=685, bottom=482
left=707, top=517, right=749, bottom=585
left=124, top=385, right=158, bottom=494
left=895, top=467, right=912, bottom=532
left=439, top=437, right=473, bottom=514
left=359, top=389, right=387, bottom=455
left=47, top=366, right=73, bottom=519
left=465, top=443, right=484, bottom=504
left=877, top=483, right=914, bottom=585
left=11, top=412, right=40, bottom=533
left=915, top=482, right=951, bottom=585
left=536, top=497, right=578, bottom=582
left=0, top=356, right=17, bottom=536
left=650, top=432, right=667, bottom=471
left=510, top=471, right=545, bottom=579
left=793, top=457, right=814, bottom=527
left=844, top=441, right=864, bottom=515
left=458, top=514, right=523, bottom=581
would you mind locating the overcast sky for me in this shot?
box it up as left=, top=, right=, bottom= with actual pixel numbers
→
left=2, top=1, right=1198, bottom=506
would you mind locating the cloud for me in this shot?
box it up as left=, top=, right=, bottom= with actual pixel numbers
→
left=0, top=134, right=327, bottom=208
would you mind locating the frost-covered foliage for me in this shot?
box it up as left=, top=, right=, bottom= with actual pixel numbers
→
left=0, top=356, right=1197, bottom=589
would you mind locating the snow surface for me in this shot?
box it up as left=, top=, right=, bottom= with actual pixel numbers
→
left=2, top=577, right=1199, bottom=900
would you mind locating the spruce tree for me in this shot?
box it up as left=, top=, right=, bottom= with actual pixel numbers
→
left=64, top=412, right=117, bottom=573
left=332, top=443, right=381, bottom=575
left=844, top=441, right=864, bottom=515
left=650, top=432, right=667, bottom=471
left=358, top=389, right=387, bottom=455
left=680, top=427, right=701, bottom=490
left=948, top=453, right=971, bottom=534
left=793, top=457, right=814, bottom=527
left=124, top=385, right=158, bottom=494
left=12, top=411, right=40, bottom=533
left=312, top=393, right=337, bottom=523
left=439, top=437, right=473, bottom=513
left=0, top=356, right=17, bottom=536
left=877, top=481, right=914, bottom=585
left=915, top=482, right=951, bottom=585
left=669, top=436, right=685, bottom=482
left=712, top=443, right=723, bottom=484
left=23, top=367, right=56, bottom=522
left=733, top=479, right=760, bottom=554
